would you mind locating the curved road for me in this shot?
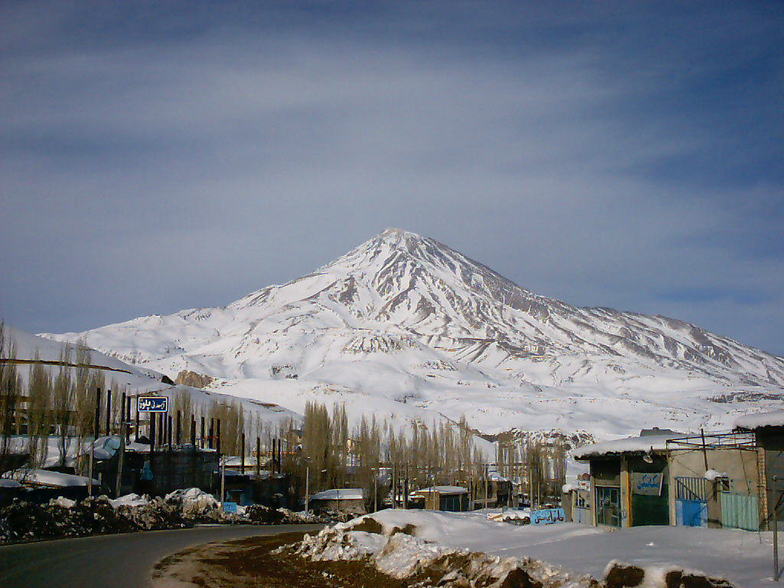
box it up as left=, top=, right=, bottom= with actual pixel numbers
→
left=0, top=524, right=323, bottom=588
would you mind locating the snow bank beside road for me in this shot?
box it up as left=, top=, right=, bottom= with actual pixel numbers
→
left=292, top=511, right=600, bottom=587
left=292, top=510, right=759, bottom=587
left=0, top=489, right=321, bottom=544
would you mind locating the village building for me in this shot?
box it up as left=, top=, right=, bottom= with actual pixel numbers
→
left=573, top=426, right=766, bottom=531
left=409, top=485, right=469, bottom=511
left=308, top=488, right=365, bottom=515
left=573, top=428, right=678, bottom=528
left=665, top=431, right=762, bottom=530
left=735, top=409, right=784, bottom=531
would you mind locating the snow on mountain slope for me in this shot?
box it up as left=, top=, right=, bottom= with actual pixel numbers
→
left=41, top=228, right=784, bottom=440
left=3, top=325, right=299, bottom=430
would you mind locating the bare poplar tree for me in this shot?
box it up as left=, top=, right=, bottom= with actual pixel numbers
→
left=53, top=345, right=75, bottom=467
left=0, top=322, right=22, bottom=470
left=27, top=351, right=52, bottom=468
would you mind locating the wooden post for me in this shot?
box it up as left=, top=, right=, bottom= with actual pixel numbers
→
left=176, top=410, right=181, bottom=446
left=105, top=389, right=111, bottom=436
left=241, top=432, right=245, bottom=474
left=191, top=414, right=196, bottom=445
left=256, top=437, right=261, bottom=476
left=125, top=395, right=131, bottom=443
left=88, top=387, right=100, bottom=497
left=200, top=416, right=205, bottom=449
left=150, top=411, right=156, bottom=451
left=115, top=399, right=126, bottom=498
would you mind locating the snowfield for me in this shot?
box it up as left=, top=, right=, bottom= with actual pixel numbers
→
left=297, top=509, right=772, bottom=587
left=39, top=228, right=784, bottom=441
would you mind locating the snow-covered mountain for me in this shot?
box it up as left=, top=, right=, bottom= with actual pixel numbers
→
left=41, top=228, right=784, bottom=440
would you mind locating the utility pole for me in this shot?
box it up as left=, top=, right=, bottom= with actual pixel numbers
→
left=218, top=419, right=224, bottom=503
left=105, top=389, right=111, bottom=437
left=115, top=391, right=126, bottom=497
left=256, top=437, right=261, bottom=477
left=241, top=433, right=245, bottom=474
left=773, top=475, right=781, bottom=582
left=88, top=387, right=100, bottom=497
left=374, top=471, right=378, bottom=512
left=305, top=462, right=310, bottom=514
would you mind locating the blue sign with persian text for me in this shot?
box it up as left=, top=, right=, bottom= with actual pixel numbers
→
left=138, top=396, right=168, bottom=413
left=531, top=508, right=566, bottom=525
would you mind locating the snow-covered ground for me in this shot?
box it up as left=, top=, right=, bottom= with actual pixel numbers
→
left=302, top=509, right=774, bottom=587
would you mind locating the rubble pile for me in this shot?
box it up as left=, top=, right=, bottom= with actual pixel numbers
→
left=0, top=488, right=321, bottom=543
left=0, top=495, right=186, bottom=542
left=289, top=515, right=597, bottom=588
left=290, top=515, right=738, bottom=588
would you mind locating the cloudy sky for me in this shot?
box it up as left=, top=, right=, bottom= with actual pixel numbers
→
left=2, top=1, right=783, bottom=355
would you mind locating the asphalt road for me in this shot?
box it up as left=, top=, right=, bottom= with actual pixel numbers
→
left=0, top=524, right=323, bottom=588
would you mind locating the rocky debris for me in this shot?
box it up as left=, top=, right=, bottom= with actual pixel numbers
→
left=0, top=495, right=184, bottom=542
left=291, top=516, right=738, bottom=588
left=291, top=515, right=596, bottom=588
left=603, top=561, right=734, bottom=588
left=165, top=487, right=219, bottom=517
left=175, top=369, right=215, bottom=388
left=0, top=489, right=322, bottom=544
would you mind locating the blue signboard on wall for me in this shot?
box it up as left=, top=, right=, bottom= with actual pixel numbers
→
left=138, top=396, right=168, bottom=413
left=531, top=508, right=566, bottom=525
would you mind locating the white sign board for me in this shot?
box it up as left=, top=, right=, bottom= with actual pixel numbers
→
left=632, top=472, right=663, bottom=496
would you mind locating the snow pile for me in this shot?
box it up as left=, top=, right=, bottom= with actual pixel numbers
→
left=704, top=470, right=728, bottom=482
left=735, top=409, right=784, bottom=430
left=290, top=510, right=759, bottom=586
left=291, top=511, right=594, bottom=587
left=0, top=495, right=186, bottom=542
left=164, top=487, right=218, bottom=517
left=603, top=561, right=732, bottom=588
left=49, top=496, right=76, bottom=508
left=0, top=488, right=320, bottom=543
left=1, top=468, right=100, bottom=488
left=487, top=509, right=530, bottom=524
left=109, top=493, right=149, bottom=508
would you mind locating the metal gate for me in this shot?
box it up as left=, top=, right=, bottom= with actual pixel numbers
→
left=675, top=477, right=708, bottom=527
left=720, top=492, right=760, bottom=531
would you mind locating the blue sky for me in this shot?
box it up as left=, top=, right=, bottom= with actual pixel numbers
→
left=1, top=1, right=783, bottom=355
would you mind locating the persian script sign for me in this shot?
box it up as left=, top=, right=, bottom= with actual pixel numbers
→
left=632, top=472, right=663, bottom=496
left=138, top=396, right=168, bottom=413
left=531, top=508, right=566, bottom=525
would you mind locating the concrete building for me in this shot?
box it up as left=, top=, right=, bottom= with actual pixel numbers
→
left=735, top=410, right=784, bottom=530
left=308, top=488, right=365, bottom=515
left=409, top=485, right=469, bottom=511
left=573, top=429, right=678, bottom=528
left=574, top=427, right=765, bottom=530
left=666, top=431, right=762, bottom=530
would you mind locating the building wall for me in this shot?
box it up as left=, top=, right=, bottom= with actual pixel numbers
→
left=668, top=447, right=761, bottom=529
left=757, top=428, right=784, bottom=529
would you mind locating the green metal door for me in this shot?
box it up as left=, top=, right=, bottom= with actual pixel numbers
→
left=720, top=493, right=760, bottom=531
left=632, top=494, right=669, bottom=526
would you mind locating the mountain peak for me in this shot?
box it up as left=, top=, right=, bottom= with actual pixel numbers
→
left=377, top=227, right=424, bottom=247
